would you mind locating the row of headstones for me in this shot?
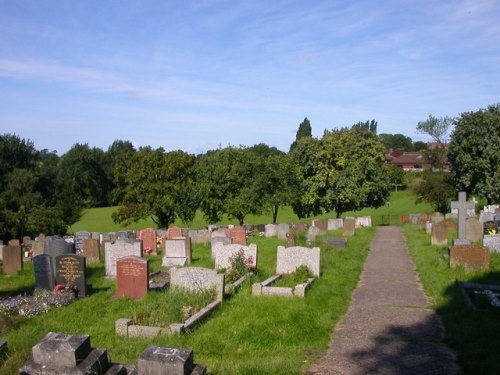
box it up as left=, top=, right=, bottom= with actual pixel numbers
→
left=20, top=332, right=206, bottom=374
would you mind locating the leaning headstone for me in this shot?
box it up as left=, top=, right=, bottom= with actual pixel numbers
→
left=104, top=240, right=143, bottom=278
left=116, top=256, right=149, bottom=300
left=74, top=231, right=91, bottom=253
left=451, top=191, right=475, bottom=245
left=479, top=211, right=495, bottom=225
left=210, top=231, right=230, bottom=252
left=327, top=218, right=343, bottom=231
left=312, top=219, right=328, bottom=234
left=465, top=217, right=483, bottom=243
left=170, top=267, right=224, bottom=301
left=2, top=245, right=23, bottom=275
left=33, top=254, right=55, bottom=291
left=431, top=221, right=448, bottom=246
left=83, top=239, right=100, bottom=262
left=430, top=212, right=445, bottom=224
left=140, top=228, right=157, bottom=255
left=138, top=345, right=206, bottom=375
left=343, top=218, right=356, bottom=236
left=265, top=224, right=278, bottom=238
left=323, top=237, right=347, bottom=248
left=450, top=244, right=489, bottom=272
left=483, top=235, right=500, bottom=253
left=213, top=243, right=257, bottom=270
left=55, top=254, right=87, bottom=297
left=276, top=246, right=320, bottom=277
left=276, top=223, right=291, bottom=239
left=19, top=332, right=110, bottom=375
left=163, top=237, right=192, bottom=266
left=229, top=226, right=247, bottom=245
left=91, top=232, right=100, bottom=241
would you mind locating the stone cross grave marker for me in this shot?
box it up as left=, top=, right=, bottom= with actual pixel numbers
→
left=451, top=191, right=475, bottom=245
left=55, top=254, right=87, bottom=297
left=116, top=256, right=149, bottom=300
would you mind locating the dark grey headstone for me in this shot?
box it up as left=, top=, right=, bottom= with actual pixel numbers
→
left=55, top=254, right=87, bottom=297
left=46, top=237, right=75, bottom=272
left=323, top=237, right=347, bottom=248
left=138, top=346, right=201, bottom=375
left=33, top=254, right=55, bottom=291
left=32, top=332, right=91, bottom=368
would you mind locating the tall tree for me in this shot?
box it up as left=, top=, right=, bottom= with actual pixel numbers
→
left=289, top=117, right=312, bottom=152
left=448, top=104, right=500, bottom=203
left=379, top=133, right=413, bottom=151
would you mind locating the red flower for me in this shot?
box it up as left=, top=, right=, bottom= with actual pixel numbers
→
left=246, top=258, right=254, bottom=265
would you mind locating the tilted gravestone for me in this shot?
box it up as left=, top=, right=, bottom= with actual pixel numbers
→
left=450, top=244, right=489, bottom=272
left=116, top=256, right=149, bottom=300
left=55, top=254, right=87, bottom=297
left=213, top=243, right=257, bottom=270
left=104, top=240, right=142, bottom=278
left=276, top=223, right=291, bottom=240
left=83, top=239, right=100, bottom=262
left=33, top=254, right=55, bottom=291
left=343, top=218, right=356, bottom=236
left=229, top=226, right=247, bottom=245
left=170, top=267, right=224, bottom=301
left=139, top=228, right=157, bottom=255
left=276, top=246, right=320, bottom=277
left=2, top=245, right=23, bottom=275
left=431, top=221, right=448, bottom=246
left=465, top=217, right=483, bottom=242
left=162, top=237, right=192, bottom=266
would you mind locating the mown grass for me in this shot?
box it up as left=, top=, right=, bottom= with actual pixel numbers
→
left=404, top=225, right=500, bottom=375
left=0, top=227, right=375, bottom=374
left=69, top=190, right=434, bottom=233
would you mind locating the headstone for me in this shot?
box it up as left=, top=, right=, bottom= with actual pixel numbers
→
left=170, top=267, right=224, bottom=301
left=276, top=223, right=291, bottom=239
left=483, top=221, right=496, bottom=235
left=140, top=228, right=157, bottom=255
left=495, top=214, right=500, bottom=231
left=74, top=231, right=91, bottom=252
left=290, top=222, right=308, bottom=234
left=33, top=254, right=55, bottom=290
left=8, top=239, right=19, bottom=246
left=265, top=224, right=278, bottom=238
left=355, top=216, right=372, bottom=228
left=116, top=256, right=149, bottom=300
left=479, top=211, right=495, bottom=225
left=276, top=246, right=320, bottom=277
left=2, top=245, right=23, bottom=275
left=312, top=219, right=328, bottom=234
left=213, top=243, right=257, bottom=270
left=83, top=239, right=100, bottom=262
left=327, top=218, right=343, bottom=231
left=229, top=226, right=247, bottom=245
left=451, top=191, right=475, bottom=245
left=189, top=229, right=210, bottom=244
left=45, top=237, right=75, bottom=273
left=138, top=345, right=206, bottom=375
left=162, top=237, right=192, bottom=267
left=443, top=219, right=457, bottom=232
left=55, top=254, right=87, bottom=297
left=166, top=226, right=183, bottom=239
left=91, top=232, right=100, bottom=241
left=431, top=221, right=448, bottom=246
left=32, top=234, right=46, bottom=257
left=117, top=231, right=130, bottom=240
left=343, top=217, right=356, bottom=236
left=426, top=221, right=433, bottom=235
left=0, top=244, right=3, bottom=261
left=323, top=237, right=347, bottom=248
left=104, top=240, right=143, bottom=278
left=465, top=217, right=483, bottom=242
left=450, top=244, right=489, bottom=272
left=307, top=226, right=320, bottom=244
left=418, top=214, right=430, bottom=230
left=210, top=231, right=230, bottom=254
left=20, top=332, right=109, bottom=374
left=285, top=232, right=295, bottom=247
left=483, top=235, right=500, bottom=253
left=409, top=214, right=420, bottom=225
left=430, top=212, right=445, bottom=224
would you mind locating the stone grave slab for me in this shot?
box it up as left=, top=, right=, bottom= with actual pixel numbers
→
left=8, top=239, right=19, bottom=246
left=290, top=222, right=308, bottom=235
left=31, top=235, right=46, bottom=257
left=83, top=238, right=100, bottom=262
left=343, top=217, right=356, bottom=236
left=2, top=245, right=23, bottom=275
left=170, top=267, right=224, bottom=301
left=140, top=228, right=157, bottom=255
left=418, top=214, right=430, bottom=230
left=33, top=254, right=54, bottom=290
left=466, top=217, right=483, bottom=242
left=104, top=240, right=142, bottom=277
left=276, top=246, right=320, bottom=277
left=409, top=214, right=420, bottom=225
left=426, top=221, right=432, bottom=235
left=213, top=243, right=257, bottom=270
left=163, top=237, right=192, bottom=266
left=323, top=237, right=347, bottom=248
left=450, top=244, right=489, bottom=272
left=190, top=229, right=210, bottom=244
left=116, top=256, right=149, bottom=300
left=55, top=254, right=87, bottom=297
left=431, top=221, right=448, bottom=246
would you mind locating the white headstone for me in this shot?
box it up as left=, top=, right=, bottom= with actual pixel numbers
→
left=104, top=240, right=142, bottom=277
left=213, top=243, right=257, bottom=270
left=276, top=246, right=320, bottom=277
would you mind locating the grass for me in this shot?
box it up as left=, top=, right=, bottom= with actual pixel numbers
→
left=404, top=225, right=500, bottom=375
left=0, top=227, right=375, bottom=374
left=69, top=190, right=434, bottom=233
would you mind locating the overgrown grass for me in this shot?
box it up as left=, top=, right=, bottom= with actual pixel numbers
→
left=273, top=265, right=314, bottom=288
left=404, top=225, right=500, bottom=375
left=0, top=228, right=375, bottom=374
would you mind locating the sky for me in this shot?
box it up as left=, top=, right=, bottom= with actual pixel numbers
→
left=0, top=0, right=498, bottom=155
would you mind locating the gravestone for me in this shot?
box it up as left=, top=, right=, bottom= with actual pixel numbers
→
left=312, top=219, right=328, bottom=234
left=170, top=267, right=224, bottom=301
left=443, top=219, right=457, bottom=232
left=290, top=222, right=308, bottom=234
left=162, top=237, right=192, bottom=267
left=418, top=214, right=430, bottom=230
left=285, top=232, right=295, bottom=248
left=45, top=237, right=75, bottom=273
left=116, top=256, right=149, bottom=300
left=465, top=217, right=483, bottom=242
left=276, top=246, right=320, bottom=277
left=323, top=237, right=347, bottom=248
left=430, top=212, right=444, bottom=224
left=479, top=211, right=495, bottom=225
left=265, top=224, right=278, bottom=238
left=189, top=229, right=211, bottom=244
left=213, top=243, right=257, bottom=270
left=83, top=239, right=100, bottom=262
left=33, top=254, right=54, bottom=290
left=166, top=226, right=183, bottom=239
left=496, top=214, right=500, bottom=231
left=426, top=221, right=433, bottom=235
left=55, top=254, right=87, bottom=297
left=74, top=231, right=91, bottom=252
left=140, top=228, right=157, bottom=255
left=210, top=231, right=230, bottom=254
left=277, top=223, right=291, bottom=239
left=355, top=216, right=372, bottom=228
left=409, top=214, right=420, bottom=225
left=91, top=232, right=100, bottom=241
left=483, top=221, right=496, bottom=235
left=450, top=244, right=489, bottom=272
left=104, top=240, right=143, bottom=278
left=431, top=221, right=448, bottom=246
left=229, top=226, right=247, bottom=245
left=20, top=332, right=109, bottom=375
left=138, top=346, right=206, bottom=375
left=451, top=191, right=475, bottom=245
left=2, top=245, right=23, bottom=275
left=0, top=244, right=3, bottom=261
left=327, top=218, right=343, bottom=231
left=117, top=231, right=129, bottom=240
left=307, top=226, right=320, bottom=244
left=8, top=239, right=19, bottom=246
left=483, top=235, right=500, bottom=253
left=343, top=218, right=356, bottom=236
left=32, top=234, right=46, bottom=257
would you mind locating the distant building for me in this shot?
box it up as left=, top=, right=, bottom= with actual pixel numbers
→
left=385, top=149, right=426, bottom=171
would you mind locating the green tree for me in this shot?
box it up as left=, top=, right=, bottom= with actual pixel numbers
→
left=417, top=114, right=452, bottom=170
left=0, top=133, right=37, bottom=189
left=448, top=104, right=500, bottom=203
left=108, top=140, right=136, bottom=204
left=289, top=117, right=312, bottom=152
left=352, top=119, right=378, bottom=134
left=378, top=133, right=413, bottom=150
left=413, top=171, right=455, bottom=213
left=112, top=148, right=198, bottom=228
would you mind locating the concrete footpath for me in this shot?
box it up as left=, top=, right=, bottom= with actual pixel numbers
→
left=306, top=226, right=461, bottom=374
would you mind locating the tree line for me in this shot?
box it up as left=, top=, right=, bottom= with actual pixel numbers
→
left=1, top=103, right=498, bottom=240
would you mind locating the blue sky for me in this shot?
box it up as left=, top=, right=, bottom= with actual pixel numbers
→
left=0, top=0, right=498, bottom=155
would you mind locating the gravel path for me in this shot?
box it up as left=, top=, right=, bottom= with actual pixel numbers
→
left=306, top=226, right=461, bottom=374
